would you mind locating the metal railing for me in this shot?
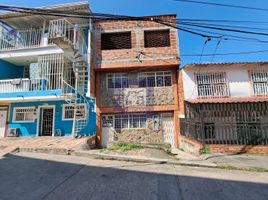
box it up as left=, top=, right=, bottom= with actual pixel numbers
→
left=197, top=84, right=230, bottom=98
left=0, top=78, right=47, bottom=93
left=48, top=19, right=76, bottom=46
left=180, top=119, right=268, bottom=146
left=0, top=28, right=46, bottom=51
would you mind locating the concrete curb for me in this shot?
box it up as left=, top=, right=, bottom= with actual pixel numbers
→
left=72, top=150, right=217, bottom=168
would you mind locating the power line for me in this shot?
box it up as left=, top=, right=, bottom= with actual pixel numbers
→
left=181, top=49, right=268, bottom=56
left=173, top=0, right=268, bottom=12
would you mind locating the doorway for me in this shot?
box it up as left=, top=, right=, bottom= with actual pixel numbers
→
left=39, top=107, right=55, bottom=136
left=0, top=107, right=8, bottom=137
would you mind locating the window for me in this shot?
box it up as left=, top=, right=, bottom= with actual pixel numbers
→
left=251, top=71, right=268, bottom=96
left=138, top=71, right=172, bottom=88
left=107, top=73, right=129, bottom=89
left=196, top=72, right=229, bottom=98
left=114, top=113, right=147, bottom=130
left=62, top=104, right=87, bottom=120
left=13, top=107, right=35, bottom=122
left=144, top=30, right=170, bottom=48
left=101, top=32, right=132, bottom=50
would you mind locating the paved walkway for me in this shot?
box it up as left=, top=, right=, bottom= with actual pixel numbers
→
left=0, top=137, right=92, bottom=156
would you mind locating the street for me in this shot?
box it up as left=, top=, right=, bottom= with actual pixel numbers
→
left=0, top=152, right=267, bottom=200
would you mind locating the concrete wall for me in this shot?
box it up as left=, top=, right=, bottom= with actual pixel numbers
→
left=93, top=15, right=180, bottom=69
left=8, top=100, right=96, bottom=137
left=100, top=72, right=174, bottom=108
left=0, top=60, right=23, bottom=79
left=182, top=63, right=268, bottom=100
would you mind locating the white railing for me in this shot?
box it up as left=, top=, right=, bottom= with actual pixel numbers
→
left=0, top=28, right=46, bottom=51
left=251, top=71, right=268, bottom=96
left=197, top=84, right=230, bottom=98
left=49, top=19, right=77, bottom=46
left=0, top=78, right=46, bottom=93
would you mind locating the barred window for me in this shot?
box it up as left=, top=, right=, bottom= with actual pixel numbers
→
left=114, top=113, right=147, bottom=130
left=138, top=71, right=172, bottom=88
left=62, top=104, right=87, bottom=120
left=196, top=72, right=229, bottom=98
left=144, top=30, right=170, bottom=48
left=101, top=32, right=132, bottom=50
left=13, top=107, right=35, bottom=122
left=107, top=73, right=129, bottom=89
left=251, top=71, right=268, bottom=96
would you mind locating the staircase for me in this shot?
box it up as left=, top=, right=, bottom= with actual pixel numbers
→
left=49, top=18, right=90, bottom=137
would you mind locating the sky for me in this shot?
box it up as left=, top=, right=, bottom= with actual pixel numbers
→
left=1, top=0, right=268, bottom=66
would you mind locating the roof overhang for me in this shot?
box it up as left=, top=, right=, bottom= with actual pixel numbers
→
left=0, top=2, right=91, bottom=29
left=186, top=97, right=268, bottom=104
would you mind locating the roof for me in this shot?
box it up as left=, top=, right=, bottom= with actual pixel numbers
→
left=182, top=61, right=268, bottom=70
left=0, top=1, right=90, bottom=29
left=186, top=97, right=268, bottom=104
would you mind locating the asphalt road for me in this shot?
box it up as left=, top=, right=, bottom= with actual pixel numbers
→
left=0, top=152, right=268, bottom=200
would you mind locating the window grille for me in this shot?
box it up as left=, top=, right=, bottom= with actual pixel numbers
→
left=251, top=71, right=268, bottom=96
left=13, top=107, right=35, bottom=122
left=62, top=104, right=87, bottom=120
left=107, top=73, right=129, bottom=89
left=138, top=71, right=172, bottom=88
left=196, top=72, right=229, bottom=98
left=144, top=30, right=170, bottom=48
left=101, top=32, right=132, bottom=50
left=114, top=113, right=147, bottom=130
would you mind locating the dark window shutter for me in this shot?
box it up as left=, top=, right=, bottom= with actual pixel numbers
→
left=101, top=32, right=132, bottom=50
left=144, top=30, right=170, bottom=48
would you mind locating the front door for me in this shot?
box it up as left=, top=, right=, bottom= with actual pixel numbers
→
left=0, top=107, right=8, bottom=137
left=40, top=107, right=54, bottom=136
left=162, top=113, right=175, bottom=147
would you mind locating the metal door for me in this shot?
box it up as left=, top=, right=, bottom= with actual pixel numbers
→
left=0, top=107, right=8, bottom=137
left=161, top=113, right=175, bottom=147
left=40, top=107, right=54, bottom=136
left=101, top=115, right=114, bottom=147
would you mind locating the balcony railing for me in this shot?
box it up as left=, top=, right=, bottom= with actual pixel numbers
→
left=0, top=78, right=48, bottom=94
left=0, top=28, right=53, bottom=51
left=197, top=84, right=230, bottom=98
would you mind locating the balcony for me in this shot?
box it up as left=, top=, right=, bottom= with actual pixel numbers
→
left=0, top=28, right=54, bottom=51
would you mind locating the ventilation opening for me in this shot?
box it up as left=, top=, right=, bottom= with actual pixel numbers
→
left=144, top=30, right=170, bottom=48
left=101, top=32, right=132, bottom=50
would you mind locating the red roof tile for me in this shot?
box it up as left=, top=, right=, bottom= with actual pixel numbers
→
left=186, top=97, right=268, bottom=104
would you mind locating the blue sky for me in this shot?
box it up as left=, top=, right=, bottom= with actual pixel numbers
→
left=1, top=0, right=268, bottom=65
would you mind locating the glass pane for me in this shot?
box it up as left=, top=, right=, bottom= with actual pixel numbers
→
left=122, top=77, right=129, bottom=88
left=147, top=77, right=155, bottom=87
left=25, top=113, right=34, bottom=121
left=114, top=77, right=122, bottom=88
left=156, top=76, right=164, bottom=87
left=140, top=118, right=146, bottom=128
left=164, top=76, right=172, bottom=86
left=16, top=113, right=24, bottom=121
left=138, top=76, right=146, bottom=87
left=108, top=78, right=114, bottom=88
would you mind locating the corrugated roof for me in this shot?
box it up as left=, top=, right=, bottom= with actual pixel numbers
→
left=186, top=97, right=268, bottom=104
left=182, top=61, right=268, bottom=69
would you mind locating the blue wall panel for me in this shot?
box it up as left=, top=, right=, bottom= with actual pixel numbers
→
left=9, top=100, right=96, bottom=137
left=0, top=60, right=23, bottom=79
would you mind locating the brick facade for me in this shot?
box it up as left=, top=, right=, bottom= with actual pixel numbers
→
left=92, top=15, right=181, bottom=148
left=209, top=145, right=268, bottom=154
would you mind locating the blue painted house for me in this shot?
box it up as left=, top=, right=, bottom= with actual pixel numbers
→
left=0, top=2, right=96, bottom=138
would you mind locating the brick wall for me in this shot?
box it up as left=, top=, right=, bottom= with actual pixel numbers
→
left=209, top=145, right=268, bottom=154
left=93, top=15, right=180, bottom=69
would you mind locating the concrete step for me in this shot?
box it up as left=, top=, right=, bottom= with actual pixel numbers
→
left=0, top=146, right=19, bottom=157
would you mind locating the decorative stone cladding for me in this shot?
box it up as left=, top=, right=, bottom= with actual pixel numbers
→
left=92, top=15, right=180, bottom=69
left=112, top=113, right=164, bottom=144
left=100, top=72, right=174, bottom=107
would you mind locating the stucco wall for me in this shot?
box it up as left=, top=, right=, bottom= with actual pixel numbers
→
left=8, top=100, right=96, bottom=137
left=100, top=73, right=174, bottom=107
left=182, top=64, right=268, bottom=100
left=0, top=60, right=23, bottom=79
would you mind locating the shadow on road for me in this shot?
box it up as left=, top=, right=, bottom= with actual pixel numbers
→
left=0, top=154, right=267, bottom=200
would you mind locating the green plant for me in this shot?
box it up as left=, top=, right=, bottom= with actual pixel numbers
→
left=199, top=146, right=211, bottom=154
left=108, top=141, right=143, bottom=152
left=179, top=148, right=185, bottom=152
